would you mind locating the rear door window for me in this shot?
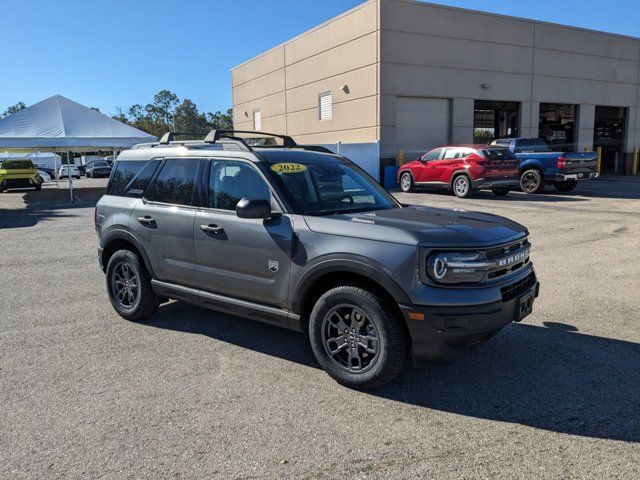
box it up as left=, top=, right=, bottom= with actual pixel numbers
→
left=147, top=159, right=199, bottom=206
left=442, top=148, right=460, bottom=159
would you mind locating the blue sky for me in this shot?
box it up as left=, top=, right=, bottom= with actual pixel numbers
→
left=2, top=0, right=638, bottom=116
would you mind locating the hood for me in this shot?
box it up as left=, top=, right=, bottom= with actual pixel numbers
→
left=303, top=205, right=528, bottom=247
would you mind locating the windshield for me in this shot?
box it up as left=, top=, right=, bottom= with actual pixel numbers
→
left=94, top=161, right=109, bottom=167
left=266, top=155, right=400, bottom=216
left=0, top=160, right=34, bottom=170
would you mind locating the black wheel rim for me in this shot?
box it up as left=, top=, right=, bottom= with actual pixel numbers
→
left=522, top=172, right=539, bottom=192
left=321, top=304, right=380, bottom=373
left=454, top=177, right=469, bottom=196
left=111, top=261, right=139, bottom=309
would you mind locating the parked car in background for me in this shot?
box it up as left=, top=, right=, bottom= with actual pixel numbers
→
left=76, top=164, right=87, bottom=176
left=103, top=155, right=117, bottom=166
left=34, top=163, right=57, bottom=180
left=398, top=145, right=520, bottom=198
left=37, top=170, right=52, bottom=184
left=85, top=160, right=113, bottom=178
left=59, top=164, right=81, bottom=179
left=490, top=138, right=598, bottom=194
left=0, top=158, right=41, bottom=191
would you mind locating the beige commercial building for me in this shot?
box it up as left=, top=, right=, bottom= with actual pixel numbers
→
left=232, top=0, right=640, bottom=180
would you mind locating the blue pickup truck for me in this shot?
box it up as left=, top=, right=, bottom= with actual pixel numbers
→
left=490, top=138, right=598, bottom=194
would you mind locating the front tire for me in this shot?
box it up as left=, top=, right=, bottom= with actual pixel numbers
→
left=553, top=180, right=578, bottom=192
left=520, top=169, right=545, bottom=194
left=452, top=174, right=472, bottom=198
left=491, top=187, right=510, bottom=196
left=399, top=171, right=414, bottom=193
left=106, top=249, right=159, bottom=321
left=309, top=285, right=408, bottom=389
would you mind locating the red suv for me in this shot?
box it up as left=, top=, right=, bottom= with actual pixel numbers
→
left=398, top=145, right=520, bottom=198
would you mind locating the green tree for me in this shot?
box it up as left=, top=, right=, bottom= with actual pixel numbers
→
left=2, top=101, right=26, bottom=118
left=206, top=108, right=233, bottom=131
left=110, top=91, right=232, bottom=139
left=152, top=90, right=180, bottom=126
left=174, top=98, right=208, bottom=134
left=112, top=106, right=130, bottom=124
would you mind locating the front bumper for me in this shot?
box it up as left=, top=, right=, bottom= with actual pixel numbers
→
left=400, top=273, right=539, bottom=362
left=472, top=176, right=520, bottom=190
left=546, top=172, right=598, bottom=182
left=0, top=176, right=39, bottom=189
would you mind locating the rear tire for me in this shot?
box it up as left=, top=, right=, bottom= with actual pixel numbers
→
left=106, top=249, right=159, bottom=321
left=309, top=285, right=408, bottom=389
left=491, top=187, right=510, bottom=196
left=399, top=171, right=414, bottom=193
left=520, top=169, right=545, bottom=194
left=452, top=174, right=472, bottom=198
left=34, top=184, right=42, bottom=191
left=553, top=180, right=578, bottom=192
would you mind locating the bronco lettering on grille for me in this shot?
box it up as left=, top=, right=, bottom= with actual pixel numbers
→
left=497, top=249, right=530, bottom=268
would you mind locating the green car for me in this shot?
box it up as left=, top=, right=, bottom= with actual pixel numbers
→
left=0, top=159, right=41, bottom=192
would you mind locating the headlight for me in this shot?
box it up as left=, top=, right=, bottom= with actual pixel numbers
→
left=426, top=251, right=492, bottom=284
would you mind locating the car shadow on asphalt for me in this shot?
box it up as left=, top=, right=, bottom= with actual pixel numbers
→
left=0, top=186, right=105, bottom=229
left=147, top=302, right=640, bottom=443
left=401, top=188, right=589, bottom=203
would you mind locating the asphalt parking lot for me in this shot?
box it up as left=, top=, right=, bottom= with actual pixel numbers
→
left=1, top=177, right=639, bottom=479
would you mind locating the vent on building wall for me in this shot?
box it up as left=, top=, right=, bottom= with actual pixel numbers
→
left=319, top=92, right=332, bottom=120
left=253, top=109, right=262, bottom=130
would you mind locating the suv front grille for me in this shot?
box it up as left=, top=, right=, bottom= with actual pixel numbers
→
left=501, top=272, right=536, bottom=302
left=483, top=238, right=530, bottom=280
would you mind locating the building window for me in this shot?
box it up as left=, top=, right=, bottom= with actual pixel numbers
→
left=253, top=109, right=262, bottom=130
left=319, top=92, right=332, bottom=120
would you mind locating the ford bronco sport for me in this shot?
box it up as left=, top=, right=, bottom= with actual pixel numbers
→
left=96, top=130, right=539, bottom=389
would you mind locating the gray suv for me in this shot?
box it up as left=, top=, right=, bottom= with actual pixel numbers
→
left=96, top=130, right=539, bottom=389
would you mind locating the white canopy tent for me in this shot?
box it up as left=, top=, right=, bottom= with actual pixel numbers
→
left=0, top=94, right=156, bottom=200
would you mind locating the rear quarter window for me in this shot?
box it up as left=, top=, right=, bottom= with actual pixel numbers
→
left=107, top=160, right=159, bottom=197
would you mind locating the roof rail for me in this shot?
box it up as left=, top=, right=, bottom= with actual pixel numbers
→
left=158, top=131, right=208, bottom=144
left=204, top=130, right=297, bottom=147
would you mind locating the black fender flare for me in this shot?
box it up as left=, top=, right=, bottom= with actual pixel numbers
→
left=290, top=254, right=411, bottom=315
left=100, top=227, right=155, bottom=277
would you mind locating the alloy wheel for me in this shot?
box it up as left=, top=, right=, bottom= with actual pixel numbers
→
left=321, top=304, right=380, bottom=373
left=454, top=176, right=469, bottom=196
left=401, top=173, right=411, bottom=191
left=522, top=172, right=539, bottom=193
left=111, top=261, right=139, bottom=309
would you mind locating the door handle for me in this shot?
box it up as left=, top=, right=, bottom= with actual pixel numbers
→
left=137, top=215, right=155, bottom=225
left=200, top=224, right=224, bottom=235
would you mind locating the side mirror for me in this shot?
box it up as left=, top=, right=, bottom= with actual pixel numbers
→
left=236, top=198, right=274, bottom=219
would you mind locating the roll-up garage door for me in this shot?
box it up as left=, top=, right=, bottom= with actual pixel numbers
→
left=396, top=97, right=450, bottom=160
